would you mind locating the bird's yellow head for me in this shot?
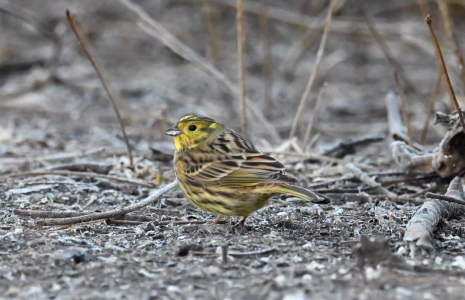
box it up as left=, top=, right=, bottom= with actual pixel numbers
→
left=165, top=115, right=224, bottom=152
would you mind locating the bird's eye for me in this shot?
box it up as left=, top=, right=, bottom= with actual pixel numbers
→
left=189, top=125, right=197, bottom=131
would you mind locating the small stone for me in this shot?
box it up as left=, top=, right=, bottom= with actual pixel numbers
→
left=274, top=274, right=287, bottom=287
left=396, top=246, right=406, bottom=255
left=451, top=256, right=465, bottom=270
left=283, top=289, right=306, bottom=300
left=302, top=274, right=312, bottom=282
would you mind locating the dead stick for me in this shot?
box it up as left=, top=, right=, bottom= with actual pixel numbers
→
left=106, top=218, right=207, bottom=226
left=346, top=163, right=396, bottom=197
left=437, top=0, right=465, bottom=94
left=289, top=0, right=336, bottom=139
left=229, top=247, right=277, bottom=257
left=66, top=10, right=134, bottom=168
left=425, top=14, right=465, bottom=134
left=394, top=72, right=413, bottom=146
left=426, top=192, right=465, bottom=206
left=14, top=210, right=90, bottom=218
left=1, top=170, right=154, bottom=187
left=237, top=0, right=247, bottom=135
left=34, top=180, right=177, bottom=226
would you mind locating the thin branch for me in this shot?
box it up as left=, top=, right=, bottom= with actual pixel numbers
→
left=437, top=0, right=465, bottom=94
left=346, top=163, right=397, bottom=197
left=426, top=192, right=465, bottom=206
left=14, top=210, right=90, bottom=218
left=66, top=10, right=134, bottom=168
left=394, top=72, right=413, bottom=146
left=237, top=0, right=247, bottom=135
left=119, top=0, right=280, bottom=142
left=228, top=247, right=277, bottom=257
left=1, top=170, right=154, bottom=188
left=106, top=218, right=207, bottom=226
left=425, top=14, right=465, bottom=134
left=289, top=0, right=336, bottom=139
left=33, top=180, right=178, bottom=226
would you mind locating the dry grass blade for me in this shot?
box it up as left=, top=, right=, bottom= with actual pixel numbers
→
left=289, top=0, right=337, bottom=139
left=394, top=72, right=413, bottom=146
left=202, top=2, right=221, bottom=69
left=119, top=0, right=280, bottom=142
left=420, top=70, right=442, bottom=144
left=32, top=180, right=178, bottom=226
left=302, top=82, right=327, bottom=149
left=259, top=0, right=273, bottom=118
left=65, top=10, right=134, bottom=168
left=437, top=0, right=465, bottom=94
left=360, top=3, right=420, bottom=97
left=236, top=0, right=247, bottom=135
left=425, top=14, right=465, bottom=134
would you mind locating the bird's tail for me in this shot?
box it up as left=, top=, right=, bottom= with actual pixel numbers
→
left=277, top=185, right=330, bottom=204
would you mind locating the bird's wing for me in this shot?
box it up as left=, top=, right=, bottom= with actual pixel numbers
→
left=182, top=130, right=297, bottom=187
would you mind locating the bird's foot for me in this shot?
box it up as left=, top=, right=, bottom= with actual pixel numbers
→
left=212, top=216, right=223, bottom=224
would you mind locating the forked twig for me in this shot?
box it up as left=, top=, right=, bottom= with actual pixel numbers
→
left=425, top=14, right=465, bottom=134
left=236, top=0, right=247, bottom=135
left=66, top=10, right=134, bottom=167
left=289, top=0, right=337, bottom=139
left=29, top=180, right=178, bottom=226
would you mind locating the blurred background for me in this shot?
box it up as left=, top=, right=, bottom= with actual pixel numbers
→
left=1, top=0, right=465, bottom=159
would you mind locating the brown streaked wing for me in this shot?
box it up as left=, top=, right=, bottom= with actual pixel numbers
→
left=182, top=130, right=297, bottom=187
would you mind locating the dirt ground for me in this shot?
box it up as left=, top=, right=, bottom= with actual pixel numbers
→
left=1, top=0, right=465, bottom=299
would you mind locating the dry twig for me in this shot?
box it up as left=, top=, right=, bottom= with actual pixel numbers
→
left=66, top=10, right=134, bottom=168
left=288, top=0, right=337, bottom=139
left=425, top=14, right=465, bottom=134
left=236, top=0, right=247, bottom=135
left=228, top=247, right=277, bottom=257
left=437, top=0, right=465, bottom=94
left=346, top=163, right=396, bottom=197
left=31, top=180, right=178, bottom=226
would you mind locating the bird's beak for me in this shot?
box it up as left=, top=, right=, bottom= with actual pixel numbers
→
left=165, top=125, right=182, bottom=136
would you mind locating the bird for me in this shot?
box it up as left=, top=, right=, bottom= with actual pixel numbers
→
left=165, top=115, right=330, bottom=226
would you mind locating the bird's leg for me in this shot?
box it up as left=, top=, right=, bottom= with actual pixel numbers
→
left=233, top=216, right=247, bottom=227
left=212, top=216, right=223, bottom=224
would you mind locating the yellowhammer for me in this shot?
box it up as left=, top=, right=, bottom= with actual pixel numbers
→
left=166, top=115, right=330, bottom=226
